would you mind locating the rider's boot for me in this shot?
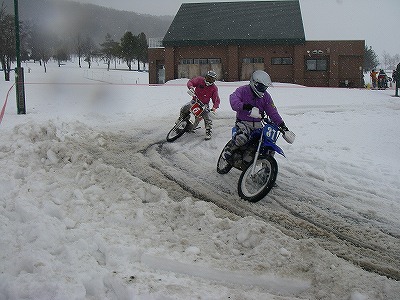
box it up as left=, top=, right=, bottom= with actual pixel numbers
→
left=223, top=140, right=237, bottom=160
left=205, top=128, right=212, bottom=140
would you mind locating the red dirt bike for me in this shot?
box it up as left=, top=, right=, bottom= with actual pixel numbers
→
left=166, top=93, right=209, bottom=142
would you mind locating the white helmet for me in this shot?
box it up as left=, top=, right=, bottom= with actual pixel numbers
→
left=205, top=70, right=217, bottom=86
left=250, top=70, right=272, bottom=98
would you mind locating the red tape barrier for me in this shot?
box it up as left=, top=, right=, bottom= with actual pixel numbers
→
left=0, top=80, right=308, bottom=126
left=0, top=83, right=15, bottom=125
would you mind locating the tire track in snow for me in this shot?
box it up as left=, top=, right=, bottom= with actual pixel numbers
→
left=142, top=135, right=400, bottom=280
left=81, top=126, right=400, bottom=280
left=149, top=124, right=400, bottom=280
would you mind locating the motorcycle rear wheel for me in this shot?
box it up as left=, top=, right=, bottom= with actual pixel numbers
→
left=166, top=119, right=190, bottom=142
left=216, top=142, right=233, bottom=174
left=238, top=156, right=277, bottom=202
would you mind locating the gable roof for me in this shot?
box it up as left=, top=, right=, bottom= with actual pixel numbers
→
left=163, top=1, right=305, bottom=46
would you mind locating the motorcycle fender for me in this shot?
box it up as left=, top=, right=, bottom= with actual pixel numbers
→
left=264, top=142, right=285, bottom=157
left=189, top=113, right=198, bottom=124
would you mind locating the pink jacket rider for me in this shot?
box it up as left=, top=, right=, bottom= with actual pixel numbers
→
left=187, top=76, right=220, bottom=110
left=230, top=85, right=283, bottom=125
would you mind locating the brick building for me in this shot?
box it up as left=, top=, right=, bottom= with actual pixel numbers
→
left=148, top=1, right=364, bottom=87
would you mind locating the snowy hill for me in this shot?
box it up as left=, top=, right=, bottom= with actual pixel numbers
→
left=3, top=0, right=172, bottom=42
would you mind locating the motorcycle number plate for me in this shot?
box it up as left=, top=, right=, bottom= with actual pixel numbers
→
left=190, top=102, right=203, bottom=117
left=263, top=124, right=279, bottom=143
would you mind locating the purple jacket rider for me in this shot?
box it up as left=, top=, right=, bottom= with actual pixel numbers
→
left=229, top=85, right=283, bottom=125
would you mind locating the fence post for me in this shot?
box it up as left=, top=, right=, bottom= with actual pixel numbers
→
left=14, top=0, right=26, bottom=114
left=395, top=63, right=400, bottom=97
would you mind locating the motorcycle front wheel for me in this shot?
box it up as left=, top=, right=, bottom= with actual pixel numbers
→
left=216, top=141, right=233, bottom=174
left=238, top=156, right=277, bottom=202
left=166, top=119, right=190, bottom=142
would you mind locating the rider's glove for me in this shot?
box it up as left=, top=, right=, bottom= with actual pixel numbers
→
left=187, top=88, right=195, bottom=97
left=243, top=103, right=253, bottom=111
left=279, top=122, right=289, bottom=132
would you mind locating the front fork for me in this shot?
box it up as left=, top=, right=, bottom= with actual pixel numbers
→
left=250, top=136, right=263, bottom=176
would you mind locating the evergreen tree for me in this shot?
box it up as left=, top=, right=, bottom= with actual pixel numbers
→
left=136, top=32, right=148, bottom=71
left=364, top=45, right=379, bottom=72
left=120, top=31, right=137, bottom=71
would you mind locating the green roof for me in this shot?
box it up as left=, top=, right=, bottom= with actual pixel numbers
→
left=163, top=1, right=305, bottom=46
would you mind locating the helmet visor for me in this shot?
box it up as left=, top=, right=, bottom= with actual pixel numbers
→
left=205, top=75, right=216, bottom=85
left=254, top=81, right=268, bottom=93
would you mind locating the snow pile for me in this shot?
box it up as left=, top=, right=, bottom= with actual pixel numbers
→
left=0, top=61, right=399, bottom=299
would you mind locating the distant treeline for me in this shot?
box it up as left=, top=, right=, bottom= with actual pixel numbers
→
left=0, top=0, right=172, bottom=79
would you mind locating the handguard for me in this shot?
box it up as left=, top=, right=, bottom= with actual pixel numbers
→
left=282, top=130, right=296, bottom=144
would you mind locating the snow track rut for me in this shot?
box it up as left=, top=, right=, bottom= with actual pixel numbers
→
left=83, top=125, right=400, bottom=281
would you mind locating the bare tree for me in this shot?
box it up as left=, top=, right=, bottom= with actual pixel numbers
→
left=381, top=51, right=400, bottom=70
left=99, top=33, right=119, bottom=71
left=0, top=3, right=15, bottom=81
left=82, top=36, right=96, bottom=69
left=75, top=34, right=84, bottom=68
left=29, top=25, right=52, bottom=72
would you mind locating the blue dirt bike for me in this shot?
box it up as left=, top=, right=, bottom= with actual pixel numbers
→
left=217, top=118, right=295, bottom=202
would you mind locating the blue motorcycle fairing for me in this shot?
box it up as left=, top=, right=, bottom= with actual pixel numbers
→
left=261, top=140, right=285, bottom=157
left=231, top=127, right=262, bottom=140
left=230, top=125, right=285, bottom=157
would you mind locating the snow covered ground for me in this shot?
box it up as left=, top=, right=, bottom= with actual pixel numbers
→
left=0, top=61, right=399, bottom=299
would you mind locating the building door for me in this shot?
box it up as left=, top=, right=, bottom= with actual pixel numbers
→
left=339, top=55, right=362, bottom=87
left=156, top=61, right=165, bottom=84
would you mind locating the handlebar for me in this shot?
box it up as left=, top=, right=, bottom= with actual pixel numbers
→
left=187, top=89, right=214, bottom=113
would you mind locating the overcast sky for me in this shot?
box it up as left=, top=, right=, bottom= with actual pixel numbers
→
left=51, top=0, right=399, bottom=57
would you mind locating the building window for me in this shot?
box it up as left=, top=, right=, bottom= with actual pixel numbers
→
left=208, top=58, right=221, bottom=64
left=306, top=59, right=328, bottom=71
left=243, top=57, right=264, bottom=63
left=193, top=58, right=209, bottom=64
left=271, top=57, right=293, bottom=65
left=180, top=59, right=193, bottom=65
left=180, top=58, right=221, bottom=65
